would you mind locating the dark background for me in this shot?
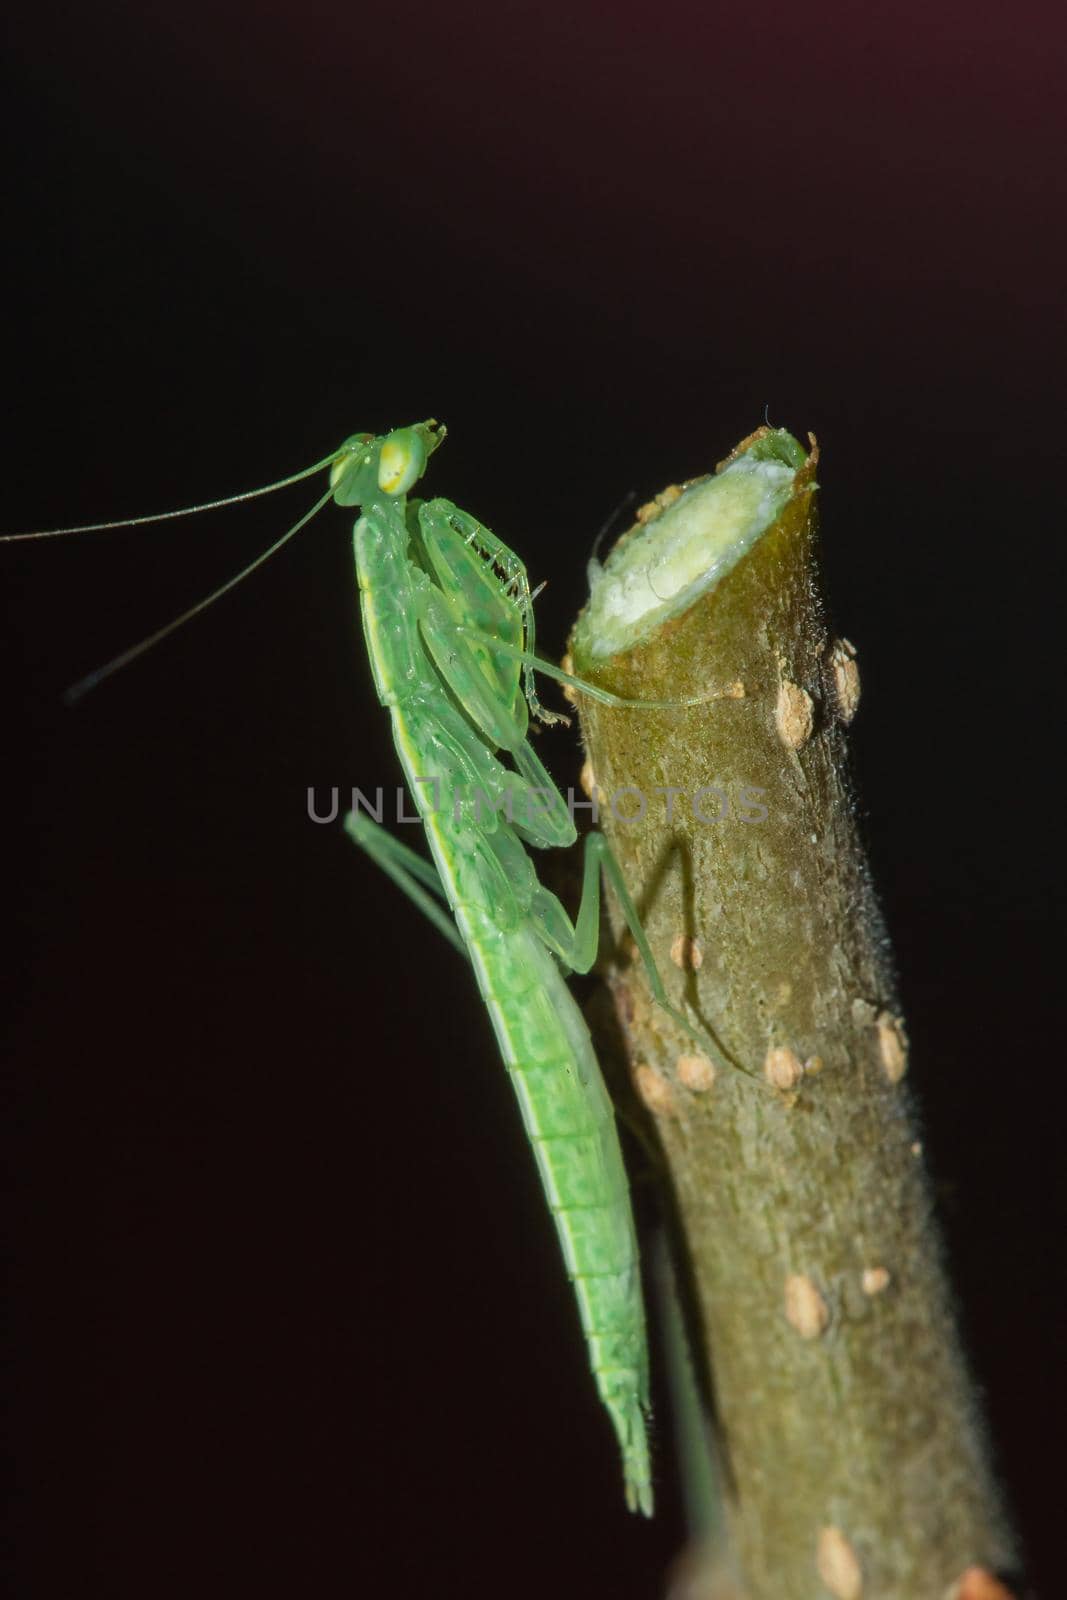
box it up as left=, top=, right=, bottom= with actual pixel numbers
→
left=4, top=3, right=1063, bottom=1595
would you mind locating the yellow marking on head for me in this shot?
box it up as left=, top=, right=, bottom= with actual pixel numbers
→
left=378, top=428, right=426, bottom=496
left=330, top=434, right=372, bottom=490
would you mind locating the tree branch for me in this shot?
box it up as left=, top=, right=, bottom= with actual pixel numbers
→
left=568, top=427, right=1017, bottom=1599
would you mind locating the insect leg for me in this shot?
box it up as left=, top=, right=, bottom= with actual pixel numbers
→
left=542, top=831, right=761, bottom=1083
left=344, top=810, right=468, bottom=959
left=453, top=624, right=745, bottom=712
left=414, top=580, right=576, bottom=849
left=420, top=498, right=567, bottom=728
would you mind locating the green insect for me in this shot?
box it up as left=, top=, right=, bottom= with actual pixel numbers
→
left=5, top=421, right=739, bottom=1515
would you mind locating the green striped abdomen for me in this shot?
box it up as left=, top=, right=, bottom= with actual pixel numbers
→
left=461, top=916, right=652, bottom=1513
left=389, top=684, right=654, bottom=1512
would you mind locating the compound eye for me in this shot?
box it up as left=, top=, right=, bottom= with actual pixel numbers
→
left=329, top=433, right=371, bottom=490
left=329, top=452, right=354, bottom=491
left=378, top=428, right=427, bottom=495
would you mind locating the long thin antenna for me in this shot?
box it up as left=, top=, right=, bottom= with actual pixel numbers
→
left=1, top=451, right=339, bottom=543
left=588, top=489, right=638, bottom=572
left=63, top=480, right=339, bottom=704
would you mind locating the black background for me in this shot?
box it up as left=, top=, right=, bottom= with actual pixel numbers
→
left=4, top=3, right=1064, bottom=1595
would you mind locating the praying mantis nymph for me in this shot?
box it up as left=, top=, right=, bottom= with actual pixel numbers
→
left=4, top=420, right=778, bottom=1515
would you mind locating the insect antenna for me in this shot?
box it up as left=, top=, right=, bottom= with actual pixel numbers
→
left=587, top=489, right=638, bottom=579
left=0, top=452, right=339, bottom=542
left=63, top=479, right=339, bottom=704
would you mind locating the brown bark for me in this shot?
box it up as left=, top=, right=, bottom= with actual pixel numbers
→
left=568, top=430, right=1016, bottom=1598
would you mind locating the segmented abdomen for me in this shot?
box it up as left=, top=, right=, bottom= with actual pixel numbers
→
left=460, top=917, right=652, bottom=1511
